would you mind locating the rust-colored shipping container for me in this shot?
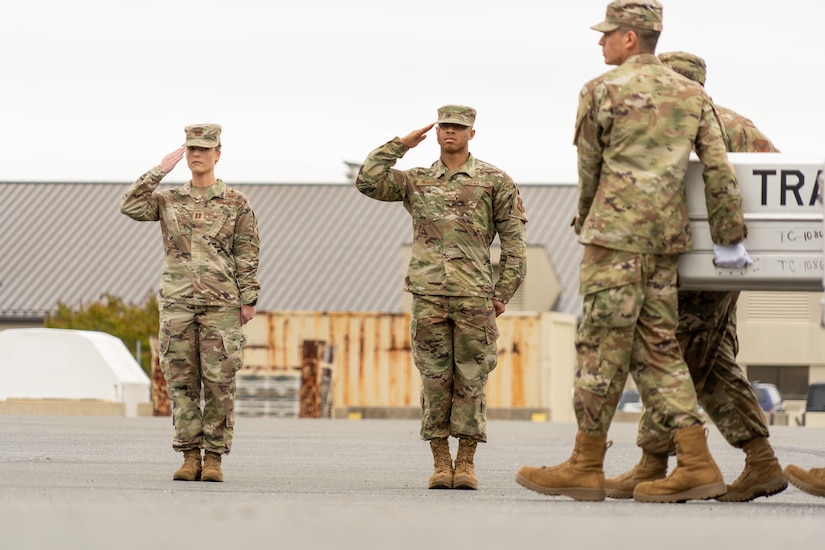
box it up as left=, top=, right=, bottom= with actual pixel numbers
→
left=242, top=311, right=577, bottom=421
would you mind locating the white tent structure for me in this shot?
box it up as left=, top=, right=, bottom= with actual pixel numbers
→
left=0, top=328, right=150, bottom=417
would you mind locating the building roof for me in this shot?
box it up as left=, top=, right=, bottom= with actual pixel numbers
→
left=0, top=181, right=582, bottom=320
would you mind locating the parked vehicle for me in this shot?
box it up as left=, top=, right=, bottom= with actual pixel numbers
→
left=617, top=389, right=643, bottom=413
left=752, top=382, right=785, bottom=413
left=805, top=382, right=825, bottom=412
left=617, top=388, right=705, bottom=415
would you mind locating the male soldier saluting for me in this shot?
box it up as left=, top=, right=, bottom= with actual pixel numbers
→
left=604, top=52, right=787, bottom=503
left=356, top=105, right=527, bottom=490
left=516, top=0, right=752, bottom=503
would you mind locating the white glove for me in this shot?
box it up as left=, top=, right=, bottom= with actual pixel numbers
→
left=712, top=243, right=753, bottom=269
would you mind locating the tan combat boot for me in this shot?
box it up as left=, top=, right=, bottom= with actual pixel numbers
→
left=173, top=448, right=202, bottom=481
left=428, top=438, right=453, bottom=489
left=784, top=464, right=825, bottom=497
left=201, top=450, right=224, bottom=482
left=605, top=450, right=668, bottom=499
left=453, top=439, right=479, bottom=490
left=716, top=437, right=787, bottom=502
left=633, top=424, right=726, bottom=503
left=515, top=431, right=609, bottom=501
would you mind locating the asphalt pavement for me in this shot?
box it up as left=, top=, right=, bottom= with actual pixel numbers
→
left=1, top=415, right=824, bottom=550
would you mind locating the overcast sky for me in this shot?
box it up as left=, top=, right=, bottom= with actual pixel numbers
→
left=2, top=0, right=822, bottom=185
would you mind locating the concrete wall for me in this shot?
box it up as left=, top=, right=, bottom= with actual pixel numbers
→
left=0, top=399, right=126, bottom=416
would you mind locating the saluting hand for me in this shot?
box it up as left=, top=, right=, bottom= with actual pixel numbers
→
left=399, top=123, right=435, bottom=149
left=160, top=147, right=185, bottom=174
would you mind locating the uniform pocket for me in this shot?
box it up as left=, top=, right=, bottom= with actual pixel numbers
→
left=206, top=209, right=233, bottom=253
left=220, top=325, right=246, bottom=375
left=579, top=247, right=644, bottom=329
left=220, top=329, right=246, bottom=354
left=582, top=284, right=643, bottom=329
left=206, top=210, right=230, bottom=237
left=411, top=180, right=442, bottom=221
left=159, top=319, right=172, bottom=355
left=579, top=246, right=642, bottom=296
left=484, top=316, right=500, bottom=345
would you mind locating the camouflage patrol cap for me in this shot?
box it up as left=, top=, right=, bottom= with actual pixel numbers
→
left=436, top=105, right=476, bottom=127
left=659, top=51, right=707, bottom=86
left=591, top=0, right=663, bottom=33
left=182, top=123, right=221, bottom=148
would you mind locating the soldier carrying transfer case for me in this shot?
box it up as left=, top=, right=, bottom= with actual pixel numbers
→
left=355, top=105, right=527, bottom=490
left=603, top=51, right=787, bottom=503
left=120, top=124, right=261, bottom=483
left=515, top=0, right=753, bottom=503
left=783, top=161, right=825, bottom=499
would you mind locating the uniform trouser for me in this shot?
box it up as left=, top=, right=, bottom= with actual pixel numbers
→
left=636, top=290, right=770, bottom=454
left=158, top=303, right=246, bottom=454
left=574, top=246, right=703, bottom=437
left=411, top=294, right=499, bottom=442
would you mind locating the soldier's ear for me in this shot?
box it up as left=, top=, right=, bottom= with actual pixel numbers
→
left=624, top=29, right=638, bottom=49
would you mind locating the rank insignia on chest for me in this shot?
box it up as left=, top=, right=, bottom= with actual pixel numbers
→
left=195, top=213, right=202, bottom=219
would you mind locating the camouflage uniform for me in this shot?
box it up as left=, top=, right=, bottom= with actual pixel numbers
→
left=784, top=160, right=825, bottom=497
left=515, top=0, right=745, bottom=504
left=573, top=52, right=747, bottom=438
left=356, top=106, right=527, bottom=442
left=632, top=52, right=778, bottom=454
left=120, top=124, right=260, bottom=455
